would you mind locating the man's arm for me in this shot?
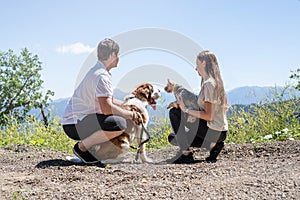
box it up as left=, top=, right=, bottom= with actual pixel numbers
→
left=112, top=96, right=123, bottom=107
left=98, top=96, right=132, bottom=119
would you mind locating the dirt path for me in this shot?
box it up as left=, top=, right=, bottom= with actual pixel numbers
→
left=1, top=140, right=299, bottom=199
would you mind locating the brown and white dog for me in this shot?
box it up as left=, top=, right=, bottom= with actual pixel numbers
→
left=89, top=83, right=160, bottom=163
left=164, top=79, right=199, bottom=123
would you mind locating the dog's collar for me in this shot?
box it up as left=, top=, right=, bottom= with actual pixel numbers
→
left=124, top=94, right=135, bottom=101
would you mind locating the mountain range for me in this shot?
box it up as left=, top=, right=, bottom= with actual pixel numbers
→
left=37, top=86, right=299, bottom=121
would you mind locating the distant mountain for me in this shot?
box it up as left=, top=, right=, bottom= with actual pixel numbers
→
left=29, top=98, right=70, bottom=120
left=48, top=98, right=70, bottom=117
left=227, top=86, right=299, bottom=105
left=31, top=86, right=299, bottom=120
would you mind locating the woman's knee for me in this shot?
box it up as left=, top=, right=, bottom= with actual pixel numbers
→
left=168, top=132, right=178, bottom=146
left=169, top=107, right=181, bottom=121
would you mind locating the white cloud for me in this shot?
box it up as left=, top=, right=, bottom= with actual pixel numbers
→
left=56, top=42, right=94, bottom=54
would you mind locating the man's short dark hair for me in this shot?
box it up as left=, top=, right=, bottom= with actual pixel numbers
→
left=97, top=38, right=119, bottom=61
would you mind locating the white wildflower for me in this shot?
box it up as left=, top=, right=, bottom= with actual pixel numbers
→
left=282, top=128, right=289, bottom=133
left=263, top=134, right=273, bottom=140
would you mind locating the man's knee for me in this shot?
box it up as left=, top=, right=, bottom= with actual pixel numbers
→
left=102, top=115, right=127, bottom=131
left=114, top=116, right=127, bottom=130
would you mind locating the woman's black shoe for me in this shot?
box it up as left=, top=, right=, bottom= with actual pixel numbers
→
left=205, top=142, right=224, bottom=163
left=167, top=151, right=194, bottom=164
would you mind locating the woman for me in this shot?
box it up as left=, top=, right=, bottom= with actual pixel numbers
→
left=167, top=50, right=228, bottom=164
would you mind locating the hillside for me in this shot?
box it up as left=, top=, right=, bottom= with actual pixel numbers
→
left=226, top=86, right=299, bottom=105
left=35, top=86, right=299, bottom=120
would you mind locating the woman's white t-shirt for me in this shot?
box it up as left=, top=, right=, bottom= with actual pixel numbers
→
left=197, top=77, right=228, bottom=131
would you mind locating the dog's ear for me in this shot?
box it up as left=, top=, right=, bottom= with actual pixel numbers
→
left=146, top=83, right=153, bottom=91
left=131, top=83, right=146, bottom=96
left=145, top=83, right=154, bottom=101
left=168, top=79, right=175, bottom=86
left=131, top=89, right=137, bottom=96
left=131, top=84, right=142, bottom=97
left=131, top=85, right=144, bottom=100
left=165, top=79, right=175, bottom=93
left=140, top=83, right=154, bottom=93
left=132, top=83, right=154, bottom=102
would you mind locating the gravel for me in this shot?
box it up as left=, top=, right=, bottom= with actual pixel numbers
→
left=1, top=140, right=299, bottom=199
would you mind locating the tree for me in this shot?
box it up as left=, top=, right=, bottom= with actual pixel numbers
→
left=0, top=48, right=54, bottom=127
left=290, top=68, right=300, bottom=91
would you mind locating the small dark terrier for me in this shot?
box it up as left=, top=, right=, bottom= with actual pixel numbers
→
left=164, top=79, right=199, bottom=123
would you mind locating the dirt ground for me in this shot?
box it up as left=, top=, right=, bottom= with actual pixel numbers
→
left=0, top=140, right=299, bottom=200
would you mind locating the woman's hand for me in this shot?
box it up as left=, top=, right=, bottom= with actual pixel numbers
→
left=177, top=95, right=187, bottom=112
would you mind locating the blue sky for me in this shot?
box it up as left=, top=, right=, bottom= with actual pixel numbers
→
left=1, top=0, right=299, bottom=99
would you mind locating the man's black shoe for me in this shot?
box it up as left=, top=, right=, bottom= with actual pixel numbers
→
left=73, top=142, right=100, bottom=164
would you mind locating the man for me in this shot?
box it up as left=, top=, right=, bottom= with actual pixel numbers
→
left=62, top=38, right=138, bottom=163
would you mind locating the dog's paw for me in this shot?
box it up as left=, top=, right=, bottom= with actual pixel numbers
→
left=141, top=156, right=153, bottom=163
left=167, top=101, right=179, bottom=109
left=143, top=157, right=153, bottom=163
left=135, top=153, right=153, bottom=163
left=138, top=154, right=153, bottom=163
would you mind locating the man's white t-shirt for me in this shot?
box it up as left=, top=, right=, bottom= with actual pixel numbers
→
left=62, top=61, right=112, bottom=125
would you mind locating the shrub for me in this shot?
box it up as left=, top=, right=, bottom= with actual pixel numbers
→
left=0, top=115, right=74, bottom=153
left=147, top=116, right=172, bottom=149
left=227, top=86, right=299, bottom=144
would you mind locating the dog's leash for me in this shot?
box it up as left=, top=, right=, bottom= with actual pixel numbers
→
left=129, top=112, right=151, bottom=161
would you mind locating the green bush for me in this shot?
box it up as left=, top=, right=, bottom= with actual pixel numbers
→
left=147, top=116, right=172, bottom=149
left=0, top=115, right=75, bottom=153
left=227, top=87, right=300, bottom=144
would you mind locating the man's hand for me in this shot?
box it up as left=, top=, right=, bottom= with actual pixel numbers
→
left=131, top=110, right=143, bottom=125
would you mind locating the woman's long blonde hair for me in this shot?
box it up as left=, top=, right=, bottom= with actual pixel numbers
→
left=197, top=50, right=228, bottom=107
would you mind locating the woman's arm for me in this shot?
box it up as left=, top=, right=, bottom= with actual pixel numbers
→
left=187, top=102, right=213, bottom=121
left=178, top=97, right=213, bottom=121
